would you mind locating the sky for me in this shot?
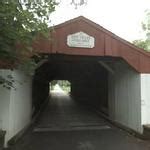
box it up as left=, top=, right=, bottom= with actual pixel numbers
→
left=50, top=0, right=150, bottom=42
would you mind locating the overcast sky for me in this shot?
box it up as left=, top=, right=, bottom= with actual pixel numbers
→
left=50, top=0, right=150, bottom=42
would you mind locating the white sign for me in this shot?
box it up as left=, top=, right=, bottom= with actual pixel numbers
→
left=67, top=32, right=95, bottom=48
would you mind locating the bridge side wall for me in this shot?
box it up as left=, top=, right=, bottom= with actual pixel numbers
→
left=141, top=74, right=150, bottom=125
left=108, top=62, right=142, bottom=133
left=0, top=70, right=12, bottom=135
left=0, top=70, right=32, bottom=147
left=7, top=70, right=32, bottom=143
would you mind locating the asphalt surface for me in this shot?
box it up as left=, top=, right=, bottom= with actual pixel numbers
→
left=9, top=91, right=150, bottom=150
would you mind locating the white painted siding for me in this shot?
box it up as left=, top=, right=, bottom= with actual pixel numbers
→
left=108, top=62, right=142, bottom=133
left=141, top=74, right=150, bottom=125
left=0, top=70, right=12, bottom=132
left=6, top=70, right=32, bottom=144
left=0, top=69, right=32, bottom=147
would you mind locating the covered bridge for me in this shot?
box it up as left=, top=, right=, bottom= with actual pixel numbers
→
left=0, top=16, right=150, bottom=146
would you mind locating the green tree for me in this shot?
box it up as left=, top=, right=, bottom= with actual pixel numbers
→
left=0, top=0, right=58, bottom=88
left=133, top=10, right=150, bottom=51
left=133, top=39, right=149, bottom=50
left=0, top=0, right=58, bottom=64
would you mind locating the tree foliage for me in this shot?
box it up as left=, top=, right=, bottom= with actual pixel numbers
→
left=133, top=10, right=150, bottom=51
left=0, top=0, right=58, bottom=64
left=133, top=39, right=149, bottom=50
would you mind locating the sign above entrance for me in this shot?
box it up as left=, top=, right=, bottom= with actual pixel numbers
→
left=67, top=32, right=95, bottom=48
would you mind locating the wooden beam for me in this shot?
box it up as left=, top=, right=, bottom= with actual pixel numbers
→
left=98, top=61, right=115, bottom=74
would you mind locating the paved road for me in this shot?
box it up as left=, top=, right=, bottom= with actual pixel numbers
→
left=9, top=92, right=150, bottom=150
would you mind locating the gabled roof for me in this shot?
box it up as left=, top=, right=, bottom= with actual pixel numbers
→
left=54, top=16, right=149, bottom=56
left=34, top=16, right=150, bottom=73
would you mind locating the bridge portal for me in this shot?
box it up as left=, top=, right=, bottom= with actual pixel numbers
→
left=1, top=16, right=150, bottom=147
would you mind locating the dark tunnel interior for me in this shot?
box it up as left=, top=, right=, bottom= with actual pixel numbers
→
left=32, top=54, right=111, bottom=117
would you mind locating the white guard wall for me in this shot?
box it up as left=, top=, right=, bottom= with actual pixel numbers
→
left=108, top=61, right=142, bottom=133
left=0, top=69, right=32, bottom=146
left=141, top=74, right=150, bottom=125
left=0, top=70, right=12, bottom=132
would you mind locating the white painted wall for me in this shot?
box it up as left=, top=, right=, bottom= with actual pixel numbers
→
left=108, top=61, right=142, bottom=133
left=0, top=70, right=12, bottom=132
left=6, top=70, right=32, bottom=143
left=141, top=74, right=150, bottom=125
left=0, top=69, right=32, bottom=147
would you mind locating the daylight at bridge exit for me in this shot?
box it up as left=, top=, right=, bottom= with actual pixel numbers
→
left=0, top=0, right=150, bottom=150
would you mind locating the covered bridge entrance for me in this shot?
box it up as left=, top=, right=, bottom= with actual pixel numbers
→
left=1, top=16, right=150, bottom=146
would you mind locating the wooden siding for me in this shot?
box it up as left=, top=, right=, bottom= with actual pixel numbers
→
left=33, top=16, right=150, bottom=73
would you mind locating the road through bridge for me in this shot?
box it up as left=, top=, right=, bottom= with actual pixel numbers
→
left=9, top=91, right=150, bottom=150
